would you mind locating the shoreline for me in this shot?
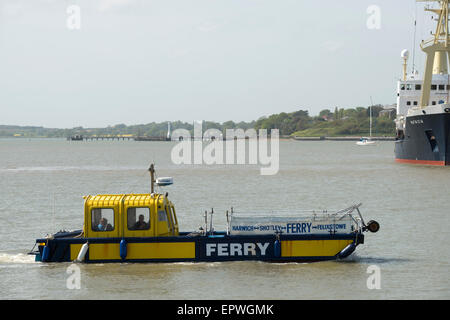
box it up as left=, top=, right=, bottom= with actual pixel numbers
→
left=0, top=136, right=396, bottom=141
left=290, top=136, right=395, bottom=141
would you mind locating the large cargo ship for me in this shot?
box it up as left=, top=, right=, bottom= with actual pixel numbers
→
left=395, top=0, right=450, bottom=165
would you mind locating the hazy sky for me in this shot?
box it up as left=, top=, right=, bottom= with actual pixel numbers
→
left=0, top=0, right=436, bottom=128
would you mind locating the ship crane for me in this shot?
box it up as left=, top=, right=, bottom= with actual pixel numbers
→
left=418, top=0, right=450, bottom=107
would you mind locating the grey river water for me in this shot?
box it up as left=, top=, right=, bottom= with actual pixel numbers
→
left=0, top=138, right=449, bottom=299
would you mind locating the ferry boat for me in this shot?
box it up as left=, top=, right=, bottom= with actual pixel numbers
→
left=67, top=135, right=83, bottom=141
left=29, top=165, right=379, bottom=263
left=395, top=0, right=450, bottom=165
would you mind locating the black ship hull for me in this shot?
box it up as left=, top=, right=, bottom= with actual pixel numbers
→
left=395, top=112, right=450, bottom=165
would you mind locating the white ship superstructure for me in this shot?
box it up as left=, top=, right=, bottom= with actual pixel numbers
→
left=396, top=53, right=450, bottom=118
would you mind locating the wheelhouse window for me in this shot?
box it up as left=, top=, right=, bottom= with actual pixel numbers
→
left=127, top=207, right=150, bottom=230
left=406, top=101, right=411, bottom=106
left=415, top=84, right=422, bottom=90
left=413, top=101, right=418, bottom=106
left=439, top=84, right=445, bottom=91
left=431, top=84, right=437, bottom=90
left=400, top=84, right=406, bottom=90
left=157, top=209, right=168, bottom=222
left=406, top=84, right=412, bottom=90
left=91, top=208, right=114, bottom=231
left=165, top=206, right=174, bottom=231
left=432, top=101, right=437, bottom=105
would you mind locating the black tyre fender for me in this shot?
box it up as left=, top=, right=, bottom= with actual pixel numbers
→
left=366, top=220, right=380, bottom=233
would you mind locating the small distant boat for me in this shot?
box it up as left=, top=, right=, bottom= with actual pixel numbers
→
left=356, top=138, right=376, bottom=146
left=357, top=98, right=377, bottom=146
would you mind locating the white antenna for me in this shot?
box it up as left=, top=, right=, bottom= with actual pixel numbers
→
left=369, top=96, right=374, bottom=138
left=412, top=2, right=418, bottom=74
left=401, top=49, right=410, bottom=81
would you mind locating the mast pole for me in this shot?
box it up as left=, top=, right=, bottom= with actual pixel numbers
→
left=370, top=96, right=373, bottom=138
left=149, top=164, right=155, bottom=193
left=412, top=4, right=418, bottom=74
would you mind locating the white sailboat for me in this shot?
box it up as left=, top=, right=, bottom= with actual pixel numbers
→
left=356, top=138, right=376, bottom=146
left=356, top=99, right=377, bottom=146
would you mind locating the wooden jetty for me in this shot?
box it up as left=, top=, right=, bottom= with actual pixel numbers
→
left=67, top=135, right=134, bottom=141
left=134, top=136, right=170, bottom=141
left=68, top=135, right=170, bottom=141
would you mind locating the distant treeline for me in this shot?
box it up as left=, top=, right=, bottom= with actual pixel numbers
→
left=257, top=105, right=396, bottom=137
left=0, top=121, right=255, bottom=138
left=0, top=105, right=395, bottom=138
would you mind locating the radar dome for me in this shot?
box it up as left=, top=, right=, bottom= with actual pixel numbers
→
left=401, top=49, right=410, bottom=59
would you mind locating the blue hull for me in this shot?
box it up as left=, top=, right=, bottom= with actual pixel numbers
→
left=34, top=232, right=364, bottom=263
left=395, top=113, right=450, bottom=165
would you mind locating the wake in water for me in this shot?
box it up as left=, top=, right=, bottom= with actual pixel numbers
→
left=0, top=252, right=36, bottom=264
left=335, top=253, right=412, bottom=264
